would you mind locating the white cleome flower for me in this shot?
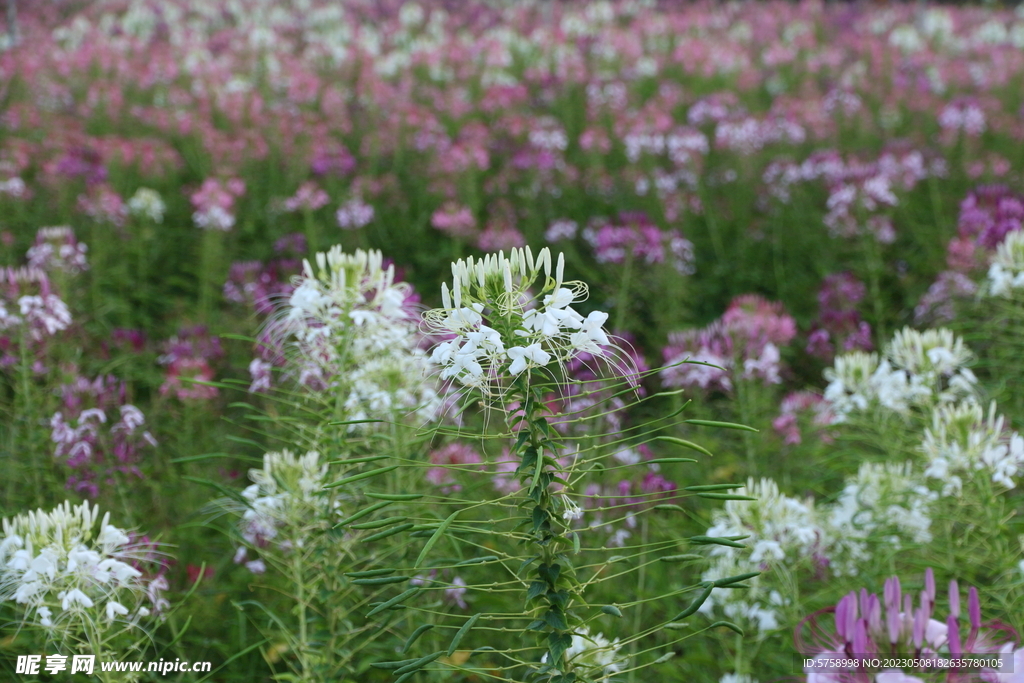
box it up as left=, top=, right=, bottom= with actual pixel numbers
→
left=268, top=246, right=440, bottom=428
left=0, top=501, right=164, bottom=640
left=987, top=231, right=1024, bottom=298
left=921, top=401, right=1024, bottom=496
left=423, top=247, right=625, bottom=394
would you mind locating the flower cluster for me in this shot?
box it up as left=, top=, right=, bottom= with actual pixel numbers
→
left=800, top=569, right=1016, bottom=682
left=157, top=326, right=223, bottom=401
left=267, top=247, right=439, bottom=425
left=577, top=212, right=696, bottom=275
left=920, top=402, right=1024, bottom=496
left=126, top=188, right=166, bottom=223
left=661, top=295, right=796, bottom=392
left=773, top=391, right=835, bottom=446
left=0, top=266, right=72, bottom=346
left=233, top=450, right=335, bottom=574
left=806, top=273, right=873, bottom=361
left=335, top=196, right=375, bottom=230
left=826, top=462, right=937, bottom=576
left=986, top=230, right=1024, bottom=298
left=701, top=478, right=827, bottom=633
left=50, top=373, right=157, bottom=498
left=0, top=501, right=164, bottom=640
left=26, top=227, right=89, bottom=275
left=282, top=182, right=329, bottom=213
left=223, top=236, right=304, bottom=316
left=424, top=247, right=616, bottom=392
left=190, top=177, right=245, bottom=231
left=823, top=328, right=977, bottom=423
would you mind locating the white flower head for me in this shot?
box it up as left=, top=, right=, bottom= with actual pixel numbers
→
left=424, top=247, right=628, bottom=398
left=0, top=501, right=163, bottom=640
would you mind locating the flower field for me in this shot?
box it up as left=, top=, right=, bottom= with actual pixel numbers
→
left=3, top=0, right=1024, bottom=681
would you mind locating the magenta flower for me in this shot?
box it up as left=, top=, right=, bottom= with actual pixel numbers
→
left=797, top=569, right=1016, bottom=682
left=426, top=443, right=484, bottom=493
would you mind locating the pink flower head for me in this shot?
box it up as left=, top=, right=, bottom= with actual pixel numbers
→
left=27, top=226, right=89, bottom=275
left=426, top=443, right=483, bottom=493
left=431, top=202, right=477, bottom=239
left=283, top=182, right=330, bottom=212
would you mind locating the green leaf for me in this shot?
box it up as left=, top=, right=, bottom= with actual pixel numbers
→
left=537, top=563, right=561, bottom=585
left=683, top=419, right=758, bottom=433
left=446, top=613, right=481, bottom=656
left=414, top=510, right=459, bottom=569
left=517, top=556, right=540, bottom=575
left=653, top=504, right=685, bottom=512
left=647, top=458, right=698, bottom=465
left=526, top=582, right=547, bottom=602
left=547, top=632, right=572, bottom=664
left=544, top=608, right=567, bottom=630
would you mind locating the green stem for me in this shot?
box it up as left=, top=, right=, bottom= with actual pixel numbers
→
left=861, top=232, right=886, bottom=342
left=292, top=548, right=311, bottom=680
left=627, top=516, right=649, bottom=683
left=614, top=251, right=634, bottom=333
